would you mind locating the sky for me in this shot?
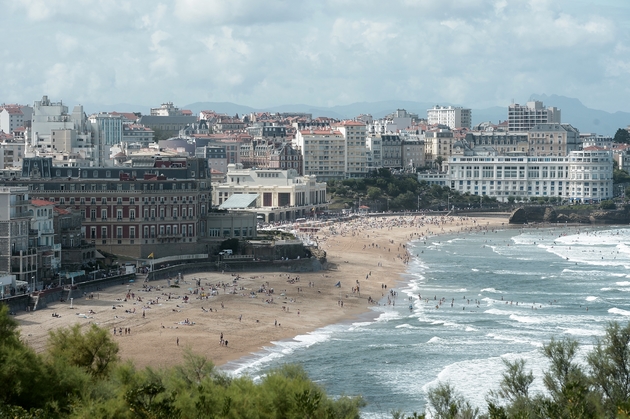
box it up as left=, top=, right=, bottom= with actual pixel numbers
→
left=1, top=0, right=629, bottom=113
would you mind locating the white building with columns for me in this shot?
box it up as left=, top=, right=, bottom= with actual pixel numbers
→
left=212, top=163, right=328, bottom=223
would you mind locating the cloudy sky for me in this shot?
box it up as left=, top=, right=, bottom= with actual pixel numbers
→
left=1, top=0, right=629, bottom=112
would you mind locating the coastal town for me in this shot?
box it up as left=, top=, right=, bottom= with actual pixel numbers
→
left=0, top=97, right=628, bottom=300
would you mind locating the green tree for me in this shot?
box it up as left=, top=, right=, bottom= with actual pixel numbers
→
left=614, top=128, right=630, bottom=144
left=367, top=186, right=382, bottom=200
left=541, top=338, right=600, bottom=418
left=47, top=323, right=120, bottom=378
left=600, top=200, right=616, bottom=210
left=425, top=382, right=480, bottom=419
left=588, top=322, right=630, bottom=418
left=507, top=196, right=516, bottom=204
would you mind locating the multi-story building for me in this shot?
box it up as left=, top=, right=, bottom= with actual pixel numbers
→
left=528, top=124, right=581, bottom=156
left=196, top=145, right=228, bottom=175
left=294, top=128, right=346, bottom=181
left=122, top=124, right=154, bottom=146
left=89, top=113, right=123, bottom=146
left=0, top=138, right=26, bottom=169
left=269, top=143, right=303, bottom=175
left=508, top=101, right=561, bottom=132
left=334, top=121, right=368, bottom=178
left=427, top=106, right=472, bottom=129
left=246, top=123, right=287, bottom=141
left=0, top=187, right=36, bottom=285
left=424, top=129, right=454, bottom=166
left=29, top=199, right=61, bottom=280
left=402, top=138, right=426, bottom=170
left=465, top=131, right=529, bottom=156
left=365, top=134, right=382, bottom=169
left=150, top=102, right=185, bottom=116
left=53, top=206, right=96, bottom=271
left=0, top=105, right=32, bottom=133
left=380, top=134, right=403, bottom=168
left=7, top=157, right=216, bottom=259
left=213, top=164, right=327, bottom=223
left=431, top=150, right=613, bottom=202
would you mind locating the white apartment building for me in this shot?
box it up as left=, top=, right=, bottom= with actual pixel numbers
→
left=0, top=139, right=26, bottom=169
left=508, top=101, right=561, bottom=132
left=427, top=106, right=472, bottom=129
left=294, top=128, right=346, bottom=180
left=0, top=105, right=32, bottom=133
left=433, top=150, right=613, bottom=202
left=212, top=164, right=327, bottom=223
left=334, top=121, right=368, bottom=178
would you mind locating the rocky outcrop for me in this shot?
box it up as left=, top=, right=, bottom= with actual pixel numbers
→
left=543, top=207, right=558, bottom=223
left=509, top=206, right=630, bottom=225
left=508, top=207, right=547, bottom=224
left=590, top=210, right=630, bottom=224
left=508, top=208, right=528, bottom=224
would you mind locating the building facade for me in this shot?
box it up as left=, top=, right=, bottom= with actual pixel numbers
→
left=213, top=164, right=327, bottom=223
left=427, top=106, right=472, bottom=129
left=528, top=124, right=581, bottom=156
left=5, top=157, right=214, bottom=259
left=294, top=128, right=346, bottom=180
left=508, top=101, right=561, bottom=132
left=432, top=150, right=613, bottom=202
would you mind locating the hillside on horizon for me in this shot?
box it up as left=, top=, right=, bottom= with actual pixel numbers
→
left=80, top=94, right=630, bottom=137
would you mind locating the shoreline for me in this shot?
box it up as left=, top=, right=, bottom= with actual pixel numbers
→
left=15, top=214, right=510, bottom=371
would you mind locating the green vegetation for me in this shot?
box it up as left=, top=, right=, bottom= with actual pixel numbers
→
left=614, top=128, right=630, bottom=145
left=327, top=169, right=498, bottom=211
left=398, top=321, right=630, bottom=419
left=0, top=305, right=363, bottom=418
left=600, top=200, right=617, bottom=210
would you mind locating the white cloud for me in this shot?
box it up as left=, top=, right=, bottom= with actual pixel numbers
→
left=0, top=0, right=628, bottom=113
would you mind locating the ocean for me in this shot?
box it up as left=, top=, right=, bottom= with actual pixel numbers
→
left=225, top=224, right=630, bottom=418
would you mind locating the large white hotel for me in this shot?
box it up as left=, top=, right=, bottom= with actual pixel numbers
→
left=421, top=150, right=614, bottom=202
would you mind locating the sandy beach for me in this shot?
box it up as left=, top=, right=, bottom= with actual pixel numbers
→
left=16, top=214, right=510, bottom=370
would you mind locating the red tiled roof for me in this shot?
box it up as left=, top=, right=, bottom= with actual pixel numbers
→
left=53, top=207, right=71, bottom=215
left=31, top=199, right=55, bottom=207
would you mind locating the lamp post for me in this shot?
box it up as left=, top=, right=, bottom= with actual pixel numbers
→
left=31, top=275, right=35, bottom=294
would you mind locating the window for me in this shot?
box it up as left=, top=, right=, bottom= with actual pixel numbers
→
left=130, top=209, right=135, bottom=220
left=130, top=227, right=136, bottom=239
left=117, top=209, right=122, bottom=220
left=101, top=209, right=107, bottom=220
left=117, top=227, right=123, bottom=239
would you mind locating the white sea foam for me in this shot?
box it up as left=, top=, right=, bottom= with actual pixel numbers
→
left=609, top=308, right=630, bottom=316
left=585, top=296, right=598, bottom=302
left=509, top=314, right=542, bottom=324
left=480, top=287, right=503, bottom=293
left=471, top=268, right=479, bottom=272
left=485, top=308, right=512, bottom=316
left=427, top=336, right=442, bottom=343
left=395, top=324, right=417, bottom=329
left=617, top=281, right=630, bottom=286
left=563, top=328, right=605, bottom=337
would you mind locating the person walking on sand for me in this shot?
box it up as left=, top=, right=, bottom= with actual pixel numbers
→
left=177, top=337, right=179, bottom=346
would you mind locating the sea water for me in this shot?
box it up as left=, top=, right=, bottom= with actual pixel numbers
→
left=225, top=225, right=630, bottom=418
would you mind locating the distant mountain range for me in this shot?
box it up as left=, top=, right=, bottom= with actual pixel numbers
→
left=81, top=94, right=630, bottom=137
